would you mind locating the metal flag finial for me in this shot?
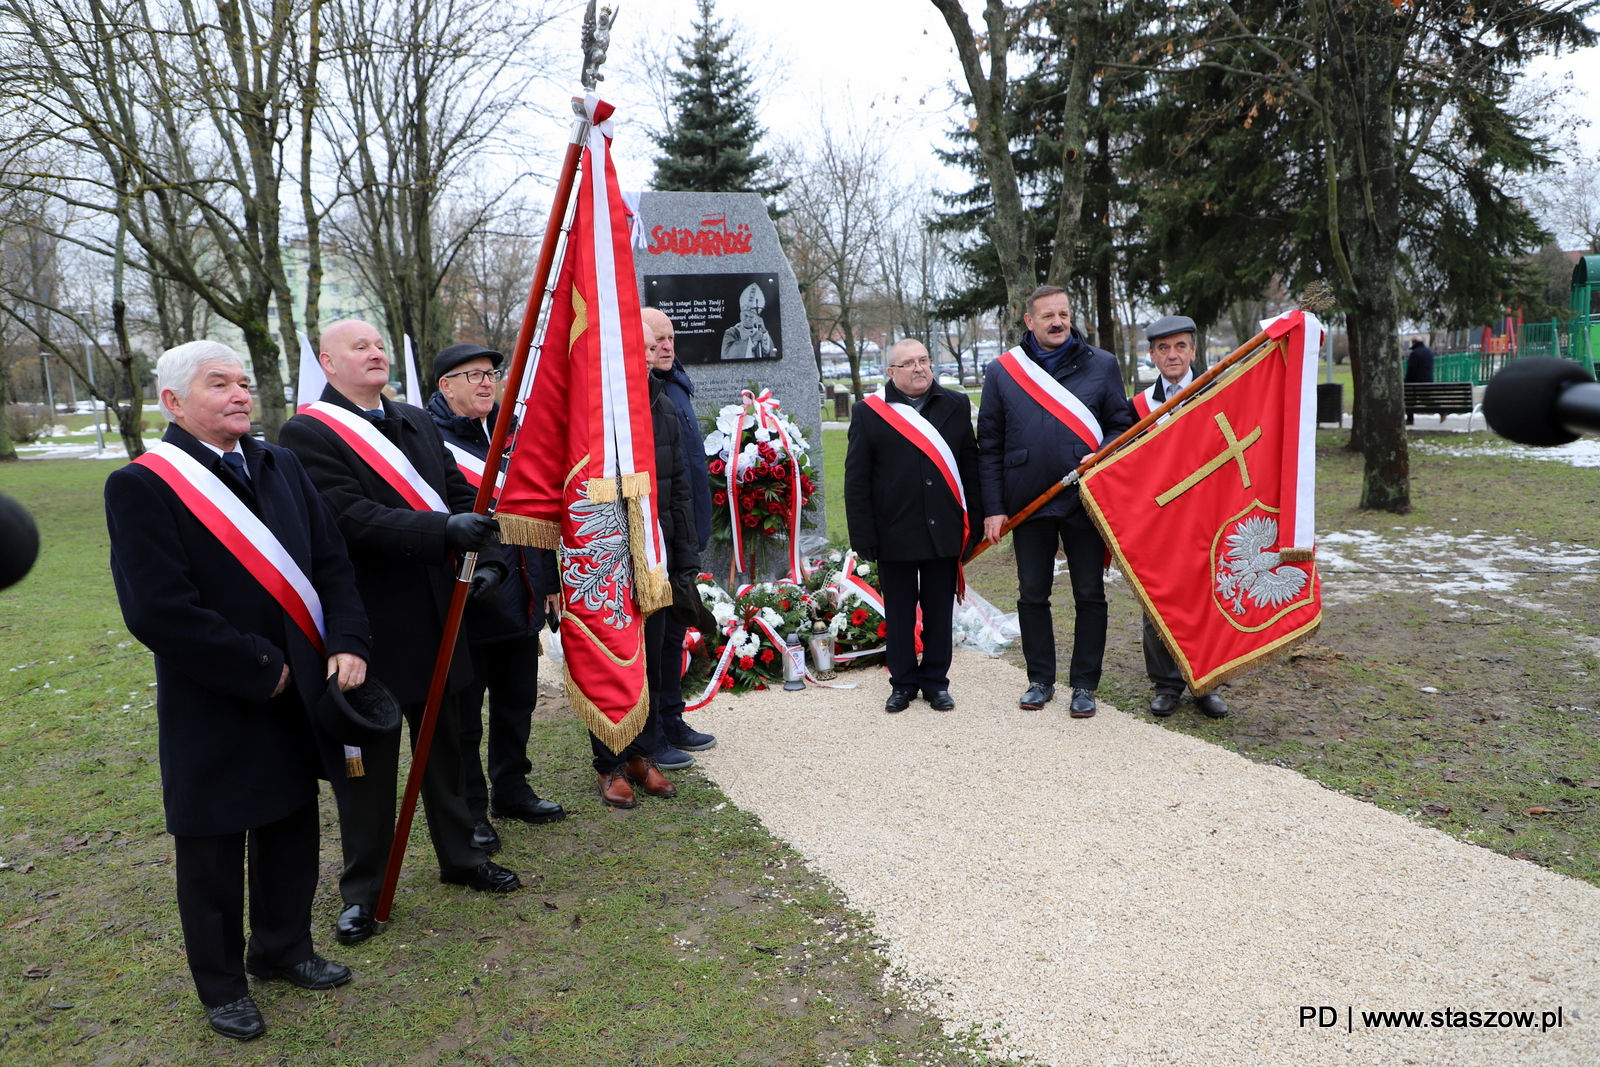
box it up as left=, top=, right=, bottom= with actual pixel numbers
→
left=580, top=0, right=617, bottom=92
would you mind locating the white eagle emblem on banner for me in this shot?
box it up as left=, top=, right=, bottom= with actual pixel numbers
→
left=1215, top=515, right=1307, bottom=615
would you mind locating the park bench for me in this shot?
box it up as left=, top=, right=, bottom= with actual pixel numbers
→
left=1404, top=381, right=1475, bottom=429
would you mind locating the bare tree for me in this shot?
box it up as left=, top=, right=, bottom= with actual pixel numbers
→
left=775, top=126, right=891, bottom=400
left=444, top=222, right=540, bottom=358
left=318, top=0, right=557, bottom=379
left=1525, top=153, right=1600, bottom=255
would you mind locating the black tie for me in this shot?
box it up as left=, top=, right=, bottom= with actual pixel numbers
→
left=221, top=451, right=249, bottom=483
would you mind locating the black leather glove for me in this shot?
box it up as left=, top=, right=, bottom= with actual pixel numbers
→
left=445, top=512, right=499, bottom=552
left=668, top=573, right=701, bottom=628
left=468, top=567, right=502, bottom=602
left=855, top=545, right=878, bottom=563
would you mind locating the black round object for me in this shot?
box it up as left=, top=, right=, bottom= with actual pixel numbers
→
left=0, top=491, right=41, bottom=592
left=315, top=674, right=402, bottom=746
left=1482, top=356, right=1594, bottom=447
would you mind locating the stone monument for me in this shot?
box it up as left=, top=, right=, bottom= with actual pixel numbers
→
left=632, top=191, right=826, bottom=575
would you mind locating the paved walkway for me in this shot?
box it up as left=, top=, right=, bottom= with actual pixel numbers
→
left=693, top=651, right=1599, bottom=1066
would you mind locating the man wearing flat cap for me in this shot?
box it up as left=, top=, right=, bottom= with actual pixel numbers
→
left=426, top=342, right=566, bottom=856
left=106, top=340, right=370, bottom=1040
left=280, top=320, right=524, bottom=951
left=1130, top=315, right=1229, bottom=719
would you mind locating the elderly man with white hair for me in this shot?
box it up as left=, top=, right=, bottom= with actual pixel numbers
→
left=104, top=341, right=371, bottom=1040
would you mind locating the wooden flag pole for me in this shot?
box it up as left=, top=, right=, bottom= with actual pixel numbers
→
left=964, top=326, right=1276, bottom=567
left=373, top=85, right=599, bottom=924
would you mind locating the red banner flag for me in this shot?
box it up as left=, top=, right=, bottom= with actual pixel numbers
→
left=1080, top=310, right=1323, bottom=693
left=495, top=95, right=671, bottom=752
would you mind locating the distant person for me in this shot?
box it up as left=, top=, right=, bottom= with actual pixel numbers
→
left=720, top=283, right=775, bottom=360
left=281, top=319, right=522, bottom=951
left=845, top=338, right=980, bottom=713
left=426, top=342, right=566, bottom=857
left=643, top=306, right=716, bottom=754
left=1406, top=339, right=1435, bottom=383
left=977, top=285, right=1132, bottom=717
left=1128, top=316, right=1230, bottom=720
left=106, top=341, right=370, bottom=1040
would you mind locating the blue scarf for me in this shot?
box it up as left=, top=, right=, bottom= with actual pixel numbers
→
left=1023, top=329, right=1077, bottom=376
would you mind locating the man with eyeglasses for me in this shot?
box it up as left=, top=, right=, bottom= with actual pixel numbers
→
left=1127, top=316, right=1230, bottom=720
left=846, top=338, right=980, bottom=713
left=426, top=343, right=567, bottom=857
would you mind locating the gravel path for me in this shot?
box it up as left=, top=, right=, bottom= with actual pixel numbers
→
left=692, top=650, right=1599, bottom=1066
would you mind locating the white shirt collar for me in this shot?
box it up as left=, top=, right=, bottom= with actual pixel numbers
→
left=196, top=438, right=243, bottom=458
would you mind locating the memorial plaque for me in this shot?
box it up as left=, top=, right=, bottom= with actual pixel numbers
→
left=642, top=272, right=782, bottom=365
left=633, top=191, right=826, bottom=572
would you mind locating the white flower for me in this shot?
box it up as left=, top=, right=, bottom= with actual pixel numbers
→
left=856, top=564, right=870, bottom=576
left=711, top=602, right=735, bottom=624
left=754, top=427, right=771, bottom=443
left=704, top=430, right=727, bottom=457
left=827, top=550, right=842, bottom=562
left=738, top=634, right=761, bottom=657
left=828, top=614, right=846, bottom=635
left=759, top=607, right=784, bottom=630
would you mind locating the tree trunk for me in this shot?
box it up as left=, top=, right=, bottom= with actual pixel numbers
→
left=1325, top=2, right=1408, bottom=511
left=0, top=358, right=16, bottom=462
left=1046, top=0, right=1104, bottom=293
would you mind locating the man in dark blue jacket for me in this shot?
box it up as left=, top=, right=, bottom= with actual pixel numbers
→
left=643, top=307, right=716, bottom=754
left=977, top=285, right=1132, bottom=716
left=106, top=341, right=369, bottom=1040
left=427, top=343, right=566, bottom=856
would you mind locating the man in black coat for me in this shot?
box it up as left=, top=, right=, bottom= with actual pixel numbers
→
left=1406, top=338, right=1435, bottom=383
left=279, top=319, right=521, bottom=948
left=978, top=285, right=1132, bottom=717
left=595, top=315, right=706, bottom=808
left=846, top=338, right=980, bottom=712
left=106, top=341, right=369, bottom=1040
left=426, top=342, right=565, bottom=856
left=643, top=307, right=716, bottom=754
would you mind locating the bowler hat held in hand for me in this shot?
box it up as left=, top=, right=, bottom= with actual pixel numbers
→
left=316, top=674, right=402, bottom=747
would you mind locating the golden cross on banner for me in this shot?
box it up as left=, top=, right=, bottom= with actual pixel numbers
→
left=1155, top=412, right=1262, bottom=507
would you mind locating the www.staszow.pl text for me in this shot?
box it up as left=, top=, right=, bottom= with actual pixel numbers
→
left=1300, top=1006, right=1566, bottom=1032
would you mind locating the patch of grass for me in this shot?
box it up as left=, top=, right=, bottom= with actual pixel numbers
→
left=823, top=428, right=846, bottom=542
left=967, top=429, right=1600, bottom=887
left=0, top=460, right=1002, bottom=1066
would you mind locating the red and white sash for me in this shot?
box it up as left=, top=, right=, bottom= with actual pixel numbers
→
left=994, top=347, right=1102, bottom=452
left=301, top=401, right=448, bottom=513
left=133, top=441, right=326, bottom=656
left=1133, top=374, right=1192, bottom=421
left=443, top=441, right=506, bottom=495
left=863, top=388, right=970, bottom=593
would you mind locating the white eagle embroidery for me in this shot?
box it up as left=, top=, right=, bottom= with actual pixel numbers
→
left=1215, top=515, right=1306, bottom=615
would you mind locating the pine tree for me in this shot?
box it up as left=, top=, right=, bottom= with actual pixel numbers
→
left=651, top=0, right=785, bottom=204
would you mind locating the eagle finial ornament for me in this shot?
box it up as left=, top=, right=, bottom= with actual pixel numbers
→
left=1215, top=515, right=1308, bottom=615
left=580, top=1, right=617, bottom=92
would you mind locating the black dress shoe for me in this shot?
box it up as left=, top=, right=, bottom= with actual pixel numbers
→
left=884, top=687, right=915, bottom=713
left=1069, top=688, right=1097, bottom=717
left=246, top=953, right=353, bottom=990
left=440, top=860, right=521, bottom=893
left=1196, top=691, right=1231, bottom=719
left=925, top=689, right=955, bottom=711
left=490, top=795, right=567, bottom=824
left=472, top=819, right=502, bottom=853
left=1019, top=682, right=1054, bottom=710
left=334, top=903, right=377, bottom=946
left=206, top=995, right=265, bottom=1041
left=1149, top=692, right=1180, bottom=717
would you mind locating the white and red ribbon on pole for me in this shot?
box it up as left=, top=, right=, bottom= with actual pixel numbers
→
left=133, top=442, right=327, bottom=656
left=727, top=389, right=808, bottom=581
left=302, top=402, right=450, bottom=513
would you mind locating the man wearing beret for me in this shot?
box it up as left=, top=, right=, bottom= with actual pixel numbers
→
left=106, top=341, right=369, bottom=1040
left=426, top=341, right=566, bottom=854
left=1130, top=316, right=1229, bottom=719
left=280, top=320, right=523, bottom=950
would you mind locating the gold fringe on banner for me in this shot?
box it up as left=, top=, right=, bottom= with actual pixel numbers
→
left=585, top=472, right=651, bottom=503
left=497, top=513, right=561, bottom=550
left=345, top=755, right=365, bottom=778
left=628, top=495, right=674, bottom=615
left=1278, top=546, right=1315, bottom=563
left=566, top=662, right=649, bottom=754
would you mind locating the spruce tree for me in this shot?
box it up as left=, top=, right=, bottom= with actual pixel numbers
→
left=651, top=0, right=785, bottom=204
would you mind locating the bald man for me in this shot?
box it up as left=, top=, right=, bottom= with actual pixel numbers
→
left=280, top=320, right=522, bottom=947
left=643, top=307, right=715, bottom=754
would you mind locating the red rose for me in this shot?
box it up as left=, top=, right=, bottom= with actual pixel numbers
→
left=742, top=514, right=758, bottom=527
left=759, top=648, right=775, bottom=663
left=755, top=681, right=766, bottom=690
left=801, top=476, right=815, bottom=492
left=758, top=442, right=777, bottom=460
left=739, top=656, right=755, bottom=670
left=708, top=458, right=726, bottom=475
left=876, top=622, right=887, bottom=638
left=850, top=608, right=868, bottom=625
left=778, top=599, right=790, bottom=611
left=720, top=673, right=735, bottom=689
left=755, top=462, right=771, bottom=478
left=741, top=468, right=757, bottom=483
left=766, top=500, right=783, bottom=514
left=713, top=491, right=727, bottom=505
